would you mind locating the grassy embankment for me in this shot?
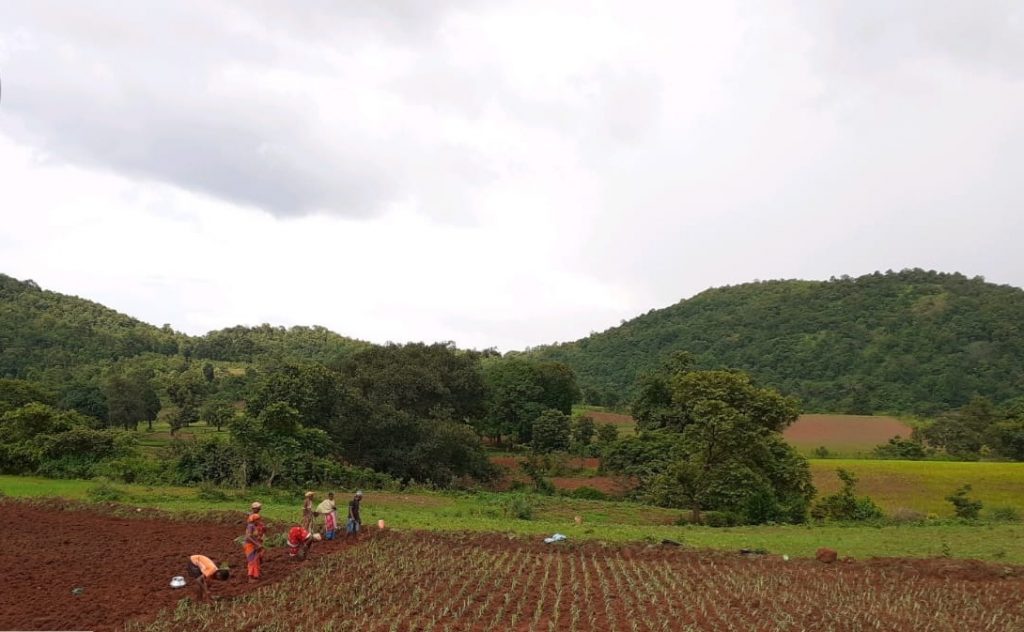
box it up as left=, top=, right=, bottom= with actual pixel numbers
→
left=4, top=467, right=1024, bottom=563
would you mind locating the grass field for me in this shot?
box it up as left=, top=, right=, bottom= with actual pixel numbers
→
left=3, top=474, right=1023, bottom=562
left=810, top=459, right=1024, bottom=515
left=136, top=421, right=227, bottom=453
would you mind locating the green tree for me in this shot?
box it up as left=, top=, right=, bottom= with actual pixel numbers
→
left=166, top=370, right=207, bottom=434
left=570, top=414, right=596, bottom=450
left=531, top=409, right=571, bottom=454
left=595, top=422, right=619, bottom=445
left=341, top=342, right=487, bottom=423
left=607, top=364, right=811, bottom=524
left=200, top=398, right=236, bottom=432
left=0, top=378, right=54, bottom=415
left=104, top=371, right=160, bottom=431
left=989, top=420, right=1024, bottom=461
left=481, top=357, right=581, bottom=444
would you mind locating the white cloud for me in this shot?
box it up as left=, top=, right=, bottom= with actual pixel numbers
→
left=0, top=1, right=1022, bottom=349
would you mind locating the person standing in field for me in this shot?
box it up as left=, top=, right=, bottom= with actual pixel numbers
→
left=346, top=490, right=363, bottom=540
left=287, top=525, right=322, bottom=560
left=301, top=491, right=315, bottom=531
left=243, top=502, right=266, bottom=582
left=317, top=492, right=338, bottom=540
left=186, top=554, right=230, bottom=602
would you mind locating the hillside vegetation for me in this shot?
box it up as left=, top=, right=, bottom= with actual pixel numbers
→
left=530, top=269, right=1024, bottom=415
left=0, top=273, right=367, bottom=380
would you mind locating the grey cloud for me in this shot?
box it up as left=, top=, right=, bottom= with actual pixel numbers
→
left=0, top=1, right=491, bottom=218
left=796, top=0, right=1024, bottom=78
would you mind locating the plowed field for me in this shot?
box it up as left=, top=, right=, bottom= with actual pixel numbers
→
left=785, top=414, right=915, bottom=454
left=0, top=500, right=364, bottom=632
left=5, top=501, right=1024, bottom=631
left=139, top=531, right=1024, bottom=632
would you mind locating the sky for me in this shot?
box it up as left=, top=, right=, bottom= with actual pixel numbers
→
left=1, top=1, right=1022, bottom=350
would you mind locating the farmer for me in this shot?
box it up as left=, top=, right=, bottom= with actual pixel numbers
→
left=346, top=490, right=363, bottom=540
left=316, top=492, right=338, bottom=540
left=243, top=502, right=266, bottom=582
left=301, top=491, right=315, bottom=531
left=287, top=525, right=322, bottom=560
left=186, top=554, right=229, bottom=602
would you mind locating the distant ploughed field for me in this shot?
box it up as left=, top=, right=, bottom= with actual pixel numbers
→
left=785, top=414, right=915, bottom=454
left=582, top=410, right=914, bottom=455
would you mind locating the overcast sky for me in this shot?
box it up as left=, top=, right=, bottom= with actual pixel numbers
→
left=1, top=1, right=1022, bottom=350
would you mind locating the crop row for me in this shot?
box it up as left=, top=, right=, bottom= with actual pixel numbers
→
left=133, top=532, right=1024, bottom=631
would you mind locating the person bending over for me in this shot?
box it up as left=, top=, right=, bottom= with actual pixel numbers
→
left=287, top=526, right=322, bottom=560
left=186, top=554, right=230, bottom=602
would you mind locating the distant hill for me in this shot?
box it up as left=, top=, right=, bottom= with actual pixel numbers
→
left=0, top=274, right=181, bottom=380
left=0, top=273, right=368, bottom=381
left=529, top=270, right=1024, bottom=415
left=189, top=324, right=371, bottom=365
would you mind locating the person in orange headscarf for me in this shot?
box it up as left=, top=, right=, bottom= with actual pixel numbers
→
left=244, top=501, right=267, bottom=581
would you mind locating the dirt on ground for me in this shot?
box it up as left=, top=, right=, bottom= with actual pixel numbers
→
left=139, top=530, right=1024, bottom=632
left=783, top=414, right=914, bottom=449
left=0, top=500, right=369, bottom=632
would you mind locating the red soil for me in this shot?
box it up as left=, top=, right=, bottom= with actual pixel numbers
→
left=0, top=500, right=368, bottom=632
left=154, top=531, right=1024, bottom=631
left=784, top=414, right=914, bottom=448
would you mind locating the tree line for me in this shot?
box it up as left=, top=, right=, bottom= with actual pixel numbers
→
left=0, top=343, right=587, bottom=489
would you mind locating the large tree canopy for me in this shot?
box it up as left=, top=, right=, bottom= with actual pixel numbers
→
left=605, top=362, right=811, bottom=524
left=480, top=357, right=581, bottom=444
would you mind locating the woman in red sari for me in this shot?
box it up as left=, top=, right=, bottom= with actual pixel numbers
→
left=244, top=502, right=267, bottom=582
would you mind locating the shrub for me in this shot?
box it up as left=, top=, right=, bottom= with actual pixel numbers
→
left=988, top=506, right=1020, bottom=522
left=811, top=468, right=884, bottom=522
left=946, top=485, right=982, bottom=520
left=86, top=478, right=126, bottom=502
left=567, top=486, right=608, bottom=501
left=873, top=436, right=930, bottom=460
left=502, top=495, right=533, bottom=520
left=703, top=511, right=743, bottom=527
left=889, top=507, right=927, bottom=523
left=92, top=455, right=166, bottom=485
left=519, top=458, right=556, bottom=495
left=197, top=484, right=230, bottom=502
left=36, top=454, right=98, bottom=479
left=813, top=446, right=830, bottom=458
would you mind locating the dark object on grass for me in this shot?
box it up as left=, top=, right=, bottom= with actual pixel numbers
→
left=816, top=548, right=838, bottom=564
left=661, top=539, right=681, bottom=547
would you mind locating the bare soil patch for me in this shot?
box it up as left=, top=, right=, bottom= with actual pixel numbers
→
left=0, top=500, right=368, bottom=632
left=784, top=414, right=914, bottom=450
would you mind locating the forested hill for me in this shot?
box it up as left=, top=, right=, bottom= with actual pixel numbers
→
left=0, top=273, right=368, bottom=380
left=528, top=270, right=1024, bottom=415
left=0, top=274, right=180, bottom=379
